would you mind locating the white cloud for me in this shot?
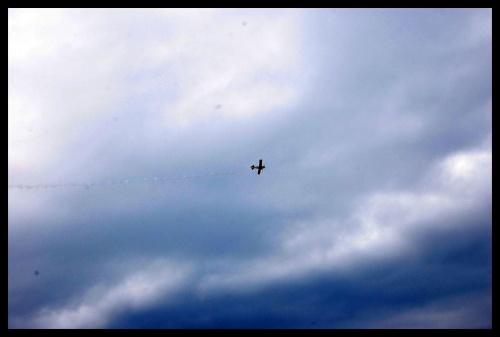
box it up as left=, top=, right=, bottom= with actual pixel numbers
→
left=199, top=143, right=492, bottom=295
left=158, top=10, right=304, bottom=125
left=29, top=258, right=191, bottom=329
left=9, top=9, right=131, bottom=172
left=8, top=8, right=305, bottom=179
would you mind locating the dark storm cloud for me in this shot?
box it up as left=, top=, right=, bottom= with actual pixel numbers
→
left=106, top=223, right=491, bottom=329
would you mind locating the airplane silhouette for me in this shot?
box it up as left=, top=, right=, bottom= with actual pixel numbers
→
left=251, top=159, right=265, bottom=175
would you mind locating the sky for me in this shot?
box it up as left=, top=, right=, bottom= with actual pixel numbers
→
left=8, top=8, right=492, bottom=329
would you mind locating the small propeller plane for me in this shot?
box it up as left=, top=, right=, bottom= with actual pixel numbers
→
left=251, top=159, right=266, bottom=175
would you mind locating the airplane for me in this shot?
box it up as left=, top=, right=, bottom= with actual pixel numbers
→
left=251, top=159, right=265, bottom=175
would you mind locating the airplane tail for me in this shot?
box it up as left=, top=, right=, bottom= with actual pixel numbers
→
left=251, top=165, right=255, bottom=170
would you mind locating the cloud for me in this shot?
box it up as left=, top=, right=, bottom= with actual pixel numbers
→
left=369, top=291, right=492, bottom=329
left=197, top=143, right=491, bottom=294
left=156, top=10, right=304, bottom=125
left=12, top=258, right=191, bottom=329
left=9, top=9, right=491, bottom=328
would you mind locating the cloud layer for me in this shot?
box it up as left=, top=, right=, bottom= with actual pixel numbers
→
left=9, top=9, right=491, bottom=328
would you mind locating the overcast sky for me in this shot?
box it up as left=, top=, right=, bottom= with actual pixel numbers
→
left=8, top=8, right=491, bottom=329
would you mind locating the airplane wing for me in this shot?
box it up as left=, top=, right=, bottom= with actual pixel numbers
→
left=258, top=159, right=264, bottom=174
